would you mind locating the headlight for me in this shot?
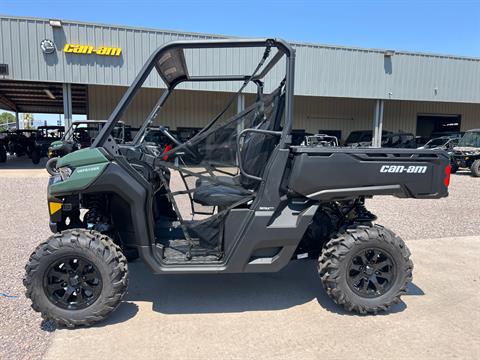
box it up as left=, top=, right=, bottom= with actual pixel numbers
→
left=58, top=167, right=72, bottom=180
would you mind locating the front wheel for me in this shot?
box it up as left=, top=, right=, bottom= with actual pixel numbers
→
left=0, top=146, right=6, bottom=163
left=471, top=159, right=480, bottom=177
left=24, top=229, right=128, bottom=328
left=318, top=224, right=412, bottom=314
left=46, top=157, right=59, bottom=175
left=450, top=163, right=458, bottom=174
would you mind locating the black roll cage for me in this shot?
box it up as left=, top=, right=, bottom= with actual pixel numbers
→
left=92, top=38, right=296, bottom=150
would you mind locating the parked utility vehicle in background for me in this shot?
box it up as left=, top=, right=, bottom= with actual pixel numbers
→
left=31, top=126, right=65, bottom=164
left=419, top=136, right=460, bottom=153
left=7, top=129, right=36, bottom=157
left=451, top=129, right=480, bottom=176
left=24, top=39, right=450, bottom=327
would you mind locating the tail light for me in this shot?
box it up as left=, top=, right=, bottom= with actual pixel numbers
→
left=443, top=164, right=451, bottom=187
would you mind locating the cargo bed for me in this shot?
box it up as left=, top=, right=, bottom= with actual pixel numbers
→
left=288, top=147, right=450, bottom=201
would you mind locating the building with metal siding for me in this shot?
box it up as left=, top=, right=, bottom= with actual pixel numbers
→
left=1, top=14, right=480, bottom=142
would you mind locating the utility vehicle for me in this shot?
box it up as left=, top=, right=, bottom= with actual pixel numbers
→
left=7, top=129, right=36, bottom=157
left=24, top=39, right=451, bottom=327
left=419, top=136, right=459, bottom=152
left=451, top=129, right=480, bottom=176
left=46, top=121, right=126, bottom=175
left=31, top=126, right=65, bottom=164
left=344, top=129, right=392, bottom=147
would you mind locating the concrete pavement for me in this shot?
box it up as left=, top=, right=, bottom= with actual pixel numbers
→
left=44, top=235, right=480, bottom=360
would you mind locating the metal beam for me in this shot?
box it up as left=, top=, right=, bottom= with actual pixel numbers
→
left=63, top=83, right=73, bottom=136
left=372, top=99, right=384, bottom=148
left=0, top=93, right=17, bottom=112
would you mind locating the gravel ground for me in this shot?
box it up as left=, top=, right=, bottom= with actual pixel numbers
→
left=0, top=177, right=54, bottom=360
left=0, top=169, right=478, bottom=359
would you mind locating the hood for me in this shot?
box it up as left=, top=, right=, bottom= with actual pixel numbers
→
left=453, top=146, right=480, bottom=153
left=49, top=140, right=65, bottom=150
left=56, top=148, right=109, bottom=168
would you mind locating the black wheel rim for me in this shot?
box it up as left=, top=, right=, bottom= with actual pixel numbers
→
left=43, top=256, right=103, bottom=310
left=346, top=248, right=395, bottom=298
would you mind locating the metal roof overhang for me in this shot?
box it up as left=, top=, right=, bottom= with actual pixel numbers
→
left=0, top=80, right=87, bottom=114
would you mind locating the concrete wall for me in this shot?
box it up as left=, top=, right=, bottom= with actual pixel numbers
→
left=88, top=85, right=480, bottom=140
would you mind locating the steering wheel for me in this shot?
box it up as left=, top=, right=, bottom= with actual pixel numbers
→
left=157, top=126, right=201, bottom=160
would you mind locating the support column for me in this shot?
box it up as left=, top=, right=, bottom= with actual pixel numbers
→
left=63, top=83, right=72, bottom=137
left=15, top=112, right=20, bottom=129
left=372, top=99, right=384, bottom=148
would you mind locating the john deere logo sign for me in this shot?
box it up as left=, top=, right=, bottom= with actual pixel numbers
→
left=63, top=44, right=122, bottom=56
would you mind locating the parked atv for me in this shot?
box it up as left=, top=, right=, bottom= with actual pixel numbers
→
left=31, top=126, right=64, bottom=164
left=24, top=39, right=450, bottom=328
left=450, top=129, right=480, bottom=176
left=46, top=121, right=125, bottom=175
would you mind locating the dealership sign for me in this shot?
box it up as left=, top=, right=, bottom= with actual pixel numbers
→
left=63, top=44, right=122, bottom=56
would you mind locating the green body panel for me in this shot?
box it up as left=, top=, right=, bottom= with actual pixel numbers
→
left=49, top=162, right=109, bottom=195
left=57, top=148, right=108, bottom=168
left=49, top=140, right=64, bottom=150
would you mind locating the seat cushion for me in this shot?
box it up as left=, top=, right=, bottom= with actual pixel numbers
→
left=193, top=183, right=251, bottom=207
left=195, top=175, right=239, bottom=188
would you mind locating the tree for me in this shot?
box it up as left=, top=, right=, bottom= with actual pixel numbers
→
left=0, top=112, right=16, bottom=131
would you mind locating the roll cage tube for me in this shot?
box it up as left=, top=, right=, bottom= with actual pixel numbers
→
left=92, top=38, right=295, bottom=150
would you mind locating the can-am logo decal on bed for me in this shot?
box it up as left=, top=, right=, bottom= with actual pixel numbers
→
left=380, top=165, right=427, bottom=174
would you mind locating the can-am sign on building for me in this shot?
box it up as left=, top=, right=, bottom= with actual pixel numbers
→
left=63, top=44, right=122, bottom=56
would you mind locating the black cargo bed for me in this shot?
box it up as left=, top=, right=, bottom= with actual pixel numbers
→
left=288, top=146, right=450, bottom=201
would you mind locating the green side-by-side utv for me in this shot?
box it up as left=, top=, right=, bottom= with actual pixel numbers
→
left=24, top=39, right=451, bottom=327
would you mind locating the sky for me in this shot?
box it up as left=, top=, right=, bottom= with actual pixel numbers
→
left=1, top=0, right=480, bottom=123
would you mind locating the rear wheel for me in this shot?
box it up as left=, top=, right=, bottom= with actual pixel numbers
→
left=31, top=150, right=41, bottom=164
left=471, top=159, right=480, bottom=177
left=318, top=224, right=412, bottom=314
left=450, top=163, right=458, bottom=174
left=24, top=229, right=128, bottom=328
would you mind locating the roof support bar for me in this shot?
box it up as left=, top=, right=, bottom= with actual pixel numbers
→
left=63, top=83, right=73, bottom=139
left=372, top=99, right=384, bottom=148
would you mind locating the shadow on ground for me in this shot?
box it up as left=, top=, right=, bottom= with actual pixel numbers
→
left=94, top=260, right=425, bottom=327
left=0, top=155, right=47, bottom=169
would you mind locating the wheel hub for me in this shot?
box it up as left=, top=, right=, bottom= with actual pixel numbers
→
left=347, top=248, right=396, bottom=298
left=43, top=256, right=103, bottom=310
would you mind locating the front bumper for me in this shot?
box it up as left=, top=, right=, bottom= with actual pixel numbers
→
left=47, top=175, right=80, bottom=233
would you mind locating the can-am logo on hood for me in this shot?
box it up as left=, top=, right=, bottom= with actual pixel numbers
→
left=380, top=165, right=427, bottom=174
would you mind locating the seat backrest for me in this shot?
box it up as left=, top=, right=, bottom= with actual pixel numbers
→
left=239, top=93, right=285, bottom=189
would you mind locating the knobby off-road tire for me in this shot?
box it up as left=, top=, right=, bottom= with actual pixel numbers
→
left=0, top=146, right=6, bottom=163
left=31, top=150, right=40, bottom=164
left=318, top=224, right=413, bottom=314
left=45, top=157, right=59, bottom=176
left=450, top=163, right=458, bottom=174
left=24, top=229, right=128, bottom=328
left=471, top=159, right=480, bottom=177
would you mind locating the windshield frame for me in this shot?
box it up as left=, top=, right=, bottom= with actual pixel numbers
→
left=91, top=38, right=295, bottom=151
